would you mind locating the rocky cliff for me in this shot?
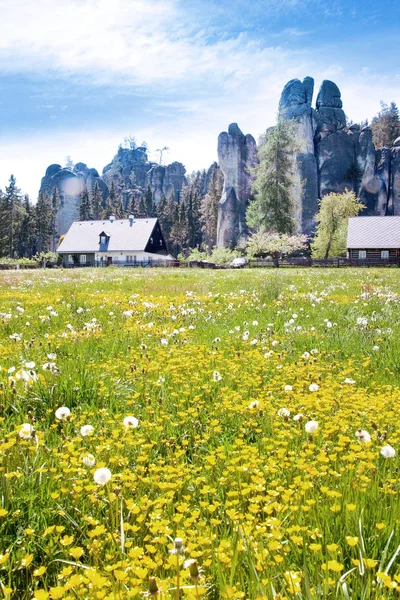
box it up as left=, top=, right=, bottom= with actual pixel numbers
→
left=40, top=162, right=108, bottom=239
left=216, top=77, right=400, bottom=246
left=40, top=146, right=187, bottom=236
left=216, top=123, right=256, bottom=248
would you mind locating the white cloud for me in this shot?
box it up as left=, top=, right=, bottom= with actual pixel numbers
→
left=0, top=0, right=399, bottom=199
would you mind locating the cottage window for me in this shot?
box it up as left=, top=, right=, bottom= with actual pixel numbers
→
left=381, top=250, right=389, bottom=259
left=80, top=254, right=87, bottom=264
left=358, top=250, right=366, bottom=259
left=68, top=255, right=73, bottom=264
left=100, top=235, right=107, bottom=244
left=126, top=255, right=133, bottom=263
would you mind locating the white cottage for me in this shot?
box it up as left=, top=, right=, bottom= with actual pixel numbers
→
left=57, top=215, right=173, bottom=267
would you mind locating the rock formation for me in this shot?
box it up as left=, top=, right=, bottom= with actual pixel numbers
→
left=145, top=161, right=187, bottom=203
left=216, top=123, right=256, bottom=248
left=40, top=146, right=187, bottom=237
left=279, top=77, right=318, bottom=234
left=40, top=163, right=108, bottom=238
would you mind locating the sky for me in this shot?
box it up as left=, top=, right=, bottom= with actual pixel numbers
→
left=1, top=0, right=399, bottom=200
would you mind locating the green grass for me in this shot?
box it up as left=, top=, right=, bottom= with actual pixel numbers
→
left=0, top=267, right=399, bottom=599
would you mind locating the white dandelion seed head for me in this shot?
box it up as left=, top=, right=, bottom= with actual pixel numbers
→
left=305, top=420, right=319, bottom=433
left=380, top=445, right=396, bottom=458
left=123, top=416, right=139, bottom=429
left=55, top=406, right=71, bottom=420
left=93, top=467, right=112, bottom=485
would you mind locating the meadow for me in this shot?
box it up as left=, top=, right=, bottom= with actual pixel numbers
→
left=0, top=266, right=399, bottom=600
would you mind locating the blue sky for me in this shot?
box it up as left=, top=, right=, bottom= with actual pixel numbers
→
left=1, top=0, right=399, bottom=199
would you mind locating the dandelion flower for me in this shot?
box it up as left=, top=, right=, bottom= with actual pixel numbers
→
left=309, top=383, right=319, bottom=392
left=18, top=423, right=35, bottom=439
left=80, top=425, right=94, bottom=437
left=213, top=371, right=222, bottom=382
left=355, top=429, right=371, bottom=443
left=305, top=420, right=319, bottom=433
left=248, top=400, right=259, bottom=409
left=123, top=416, right=139, bottom=429
left=55, top=406, right=71, bottom=420
left=284, top=385, right=293, bottom=392
left=169, top=537, right=185, bottom=555
left=277, top=408, right=290, bottom=418
left=293, top=414, right=304, bottom=422
left=93, top=467, right=111, bottom=485
left=82, top=454, right=96, bottom=467
left=380, top=445, right=396, bottom=458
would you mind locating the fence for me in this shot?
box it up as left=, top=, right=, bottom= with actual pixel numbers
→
left=2, top=257, right=400, bottom=271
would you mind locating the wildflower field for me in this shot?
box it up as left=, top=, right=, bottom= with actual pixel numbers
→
left=1, top=267, right=400, bottom=600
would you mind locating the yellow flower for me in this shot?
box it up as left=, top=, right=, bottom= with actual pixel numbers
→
left=69, top=547, right=84, bottom=559
left=33, top=566, right=47, bottom=577
left=0, top=553, right=9, bottom=565
left=20, top=554, right=34, bottom=568
left=33, top=591, right=49, bottom=600
left=49, top=587, right=66, bottom=599
left=60, top=535, right=74, bottom=547
left=363, top=558, right=378, bottom=568
left=345, top=536, right=358, bottom=547
left=0, top=509, right=8, bottom=517
left=376, top=523, right=386, bottom=530
left=326, top=544, right=339, bottom=552
left=309, top=543, right=322, bottom=552
left=346, top=504, right=357, bottom=511
left=322, top=560, right=344, bottom=573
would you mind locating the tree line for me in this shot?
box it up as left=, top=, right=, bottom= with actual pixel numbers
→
left=0, top=165, right=223, bottom=259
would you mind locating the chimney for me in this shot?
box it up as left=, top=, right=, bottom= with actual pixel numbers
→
left=109, top=215, right=115, bottom=223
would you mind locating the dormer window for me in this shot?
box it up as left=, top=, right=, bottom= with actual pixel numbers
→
left=99, top=231, right=108, bottom=245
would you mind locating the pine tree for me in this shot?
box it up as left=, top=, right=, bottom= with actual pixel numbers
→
left=51, top=187, right=60, bottom=250
left=246, top=117, right=298, bottom=235
left=156, top=193, right=169, bottom=238
left=91, top=183, right=104, bottom=220
left=371, top=102, right=400, bottom=148
left=17, top=196, right=36, bottom=257
left=134, top=195, right=147, bottom=218
left=78, top=187, right=93, bottom=221
left=35, top=191, right=54, bottom=252
left=0, top=175, right=24, bottom=257
left=200, top=166, right=223, bottom=252
left=171, top=199, right=189, bottom=254
left=145, top=185, right=155, bottom=217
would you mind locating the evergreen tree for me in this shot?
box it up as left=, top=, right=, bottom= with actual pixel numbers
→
left=246, top=117, right=298, bottom=235
left=104, top=182, right=120, bottom=218
left=0, top=175, right=24, bottom=257
left=371, top=102, right=400, bottom=148
left=144, top=185, right=155, bottom=217
left=170, top=198, right=189, bottom=254
left=134, top=195, right=147, bottom=218
left=156, top=193, right=170, bottom=239
left=91, top=183, right=104, bottom=220
left=78, top=187, right=93, bottom=221
left=17, top=195, right=36, bottom=257
left=200, top=166, right=223, bottom=252
left=35, top=191, right=54, bottom=252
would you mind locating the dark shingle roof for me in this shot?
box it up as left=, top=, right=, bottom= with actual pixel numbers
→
left=57, top=218, right=158, bottom=253
left=347, top=217, right=400, bottom=249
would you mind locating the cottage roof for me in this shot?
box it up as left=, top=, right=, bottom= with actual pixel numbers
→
left=57, top=218, right=158, bottom=253
left=347, top=216, right=400, bottom=249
